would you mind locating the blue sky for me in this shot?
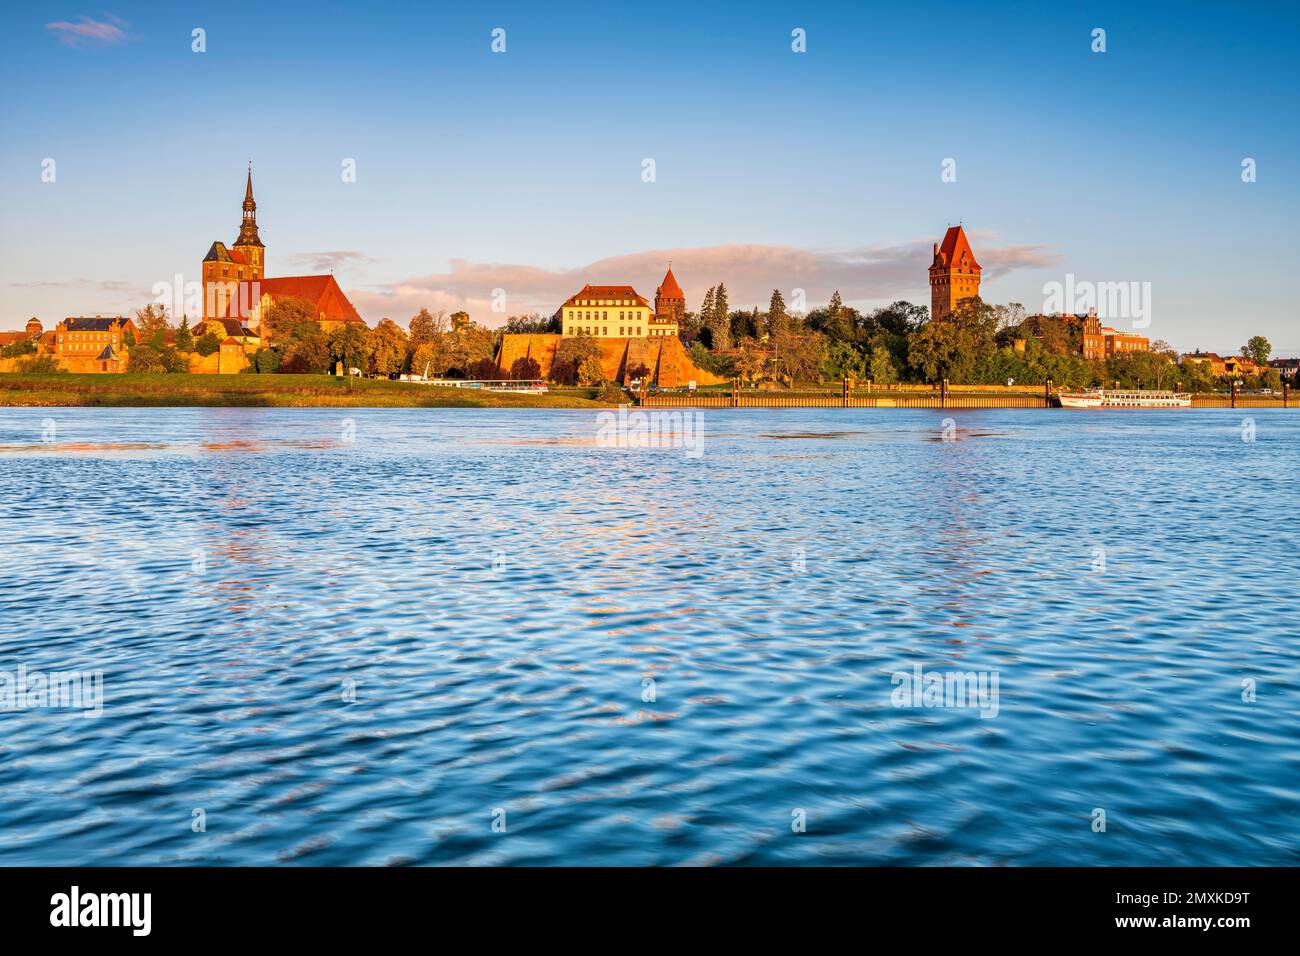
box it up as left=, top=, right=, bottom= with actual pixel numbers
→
left=1, top=1, right=1297, bottom=353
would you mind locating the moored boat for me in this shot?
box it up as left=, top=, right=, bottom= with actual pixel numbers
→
left=1059, top=388, right=1191, bottom=408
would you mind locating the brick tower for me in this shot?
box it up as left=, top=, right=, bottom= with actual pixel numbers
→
left=203, top=165, right=266, bottom=320
left=654, top=265, right=685, bottom=326
left=929, top=225, right=981, bottom=321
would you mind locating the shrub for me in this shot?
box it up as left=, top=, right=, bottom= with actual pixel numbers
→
left=596, top=381, right=626, bottom=403
left=16, top=353, right=62, bottom=374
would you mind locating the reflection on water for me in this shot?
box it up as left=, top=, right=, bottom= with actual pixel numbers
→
left=0, top=407, right=1297, bottom=866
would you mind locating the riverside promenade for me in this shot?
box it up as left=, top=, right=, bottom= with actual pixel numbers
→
left=639, top=380, right=1294, bottom=409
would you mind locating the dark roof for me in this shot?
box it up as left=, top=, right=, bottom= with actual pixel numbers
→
left=63, top=316, right=131, bottom=332
left=204, top=242, right=233, bottom=263
left=95, top=345, right=120, bottom=361
left=206, top=318, right=257, bottom=338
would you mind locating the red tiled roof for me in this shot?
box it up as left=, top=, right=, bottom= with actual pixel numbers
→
left=258, top=275, right=364, bottom=324
left=656, top=267, right=684, bottom=300
left=934, top=225, right=981, bottom=271
left=0, top=332, right=27, bottom=346
left=563, top=284, right=650, bottom=308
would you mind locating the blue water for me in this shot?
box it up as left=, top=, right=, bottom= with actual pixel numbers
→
left=0, top=407, right=1296, bottom=866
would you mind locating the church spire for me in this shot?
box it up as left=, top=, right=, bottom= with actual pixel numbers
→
left=235, top=162, right=263, bottom=248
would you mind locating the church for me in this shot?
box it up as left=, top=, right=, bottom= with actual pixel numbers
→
left=200, top=166, right=365, bottom=341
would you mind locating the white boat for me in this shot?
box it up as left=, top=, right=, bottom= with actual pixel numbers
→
left=1059, top=388, right=1191, bottom=409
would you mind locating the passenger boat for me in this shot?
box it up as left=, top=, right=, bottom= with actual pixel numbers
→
left=1058, top=388, right=1191, bottom=408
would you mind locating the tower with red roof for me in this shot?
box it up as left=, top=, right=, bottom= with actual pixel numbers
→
left=929, top=225, right=981, bottom=321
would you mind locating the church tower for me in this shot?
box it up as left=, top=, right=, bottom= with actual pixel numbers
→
left=232, top=164, right=265, bottom=279
left=203, top=166, right=266, bottom=321
left=929, top=225, right=981, bottom=321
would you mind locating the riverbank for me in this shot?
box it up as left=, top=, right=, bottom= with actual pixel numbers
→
left=1, top=373, right=1292, bottom=409
left=0, top=373, right=608, bottom=408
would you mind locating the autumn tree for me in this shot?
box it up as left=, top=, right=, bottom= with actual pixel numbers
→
left=577, top=355, right=605, bottom=386
left=366, top=318, right=409, bottom=377
left=552, top=333, right=601, bottom=384
left=328, top=323, right=369, bottom=373
left=261, top=296, right=319, bottom=344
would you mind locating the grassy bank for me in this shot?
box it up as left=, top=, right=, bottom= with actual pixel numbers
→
left=0, top=373, right=610, bottom=408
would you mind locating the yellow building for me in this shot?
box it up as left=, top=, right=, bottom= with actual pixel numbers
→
left=559, top=268, right=685, bottom=338
left=561, top=284, right=653, bottom=337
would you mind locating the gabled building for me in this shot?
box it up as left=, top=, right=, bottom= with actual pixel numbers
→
left=1184, top=351, right=1227, bottom=375
left=53, top=316, right=137, bottom=372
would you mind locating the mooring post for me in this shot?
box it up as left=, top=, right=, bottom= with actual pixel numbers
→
left=842, top=377, right=849, bottom=407
left=1284, top=381, right=1290, bottom=408
left=1045, top=378, right=1053, bottom=408
left=731, top=378, right=739, bottom=408
left=940, top=378, right=947, bottom=408
left=1231, top=379, right=1238, bottom=408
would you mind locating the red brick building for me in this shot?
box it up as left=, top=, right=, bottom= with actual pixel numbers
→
left=929, top=225, right=981, bottom=320
left=201, top=166, right=365, bottom=335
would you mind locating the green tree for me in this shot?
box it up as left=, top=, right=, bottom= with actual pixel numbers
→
left=869, top=346, right=898, bottom=385
left=195, top=332, right=221, bottom=357
left=175, top=316, right=194, bottom=352
left=707, top=283, right=731, bottom=350
left=1, top=338, right=37, bottom=359
left=134, top=303, right=171, bottom=348
left=249, top=348, right=281, bottom=374
left=503, top=313, right=560, bottom=334
left=766, top=289, right=788, bottom=337
left=1242, top=335, right=1272, bottom=366
left=908, top=320, right=976, bottom=383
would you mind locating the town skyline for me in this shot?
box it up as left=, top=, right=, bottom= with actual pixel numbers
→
left=2, top=3, right=1297, bottom=353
